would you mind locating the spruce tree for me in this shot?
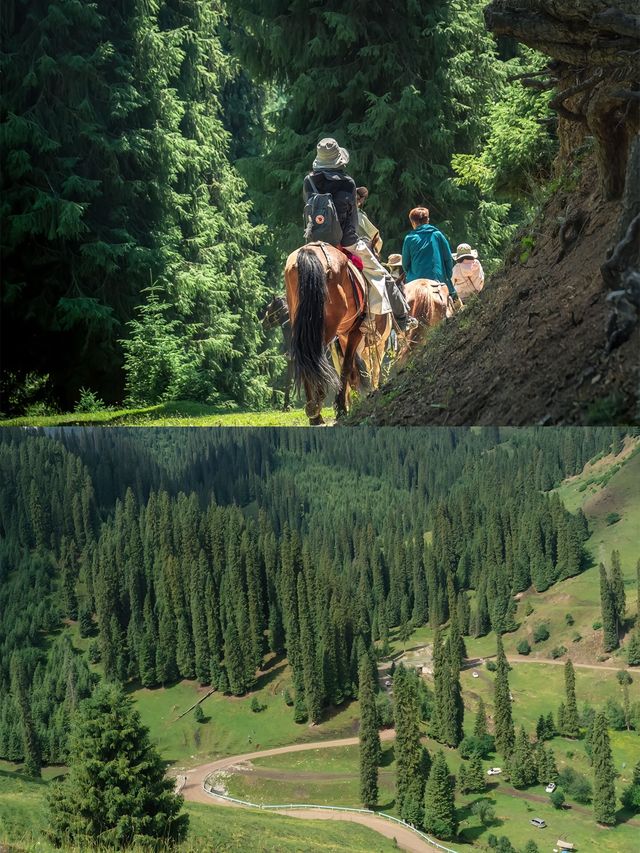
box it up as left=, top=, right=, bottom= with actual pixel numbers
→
left=599, top=563, right=618, bottom=652
left=474, top=697, right=488, bottom=738
left=467, top=751, right=486, bottom=793
left=10, top=654, right=41, bottom=778
left=224, top=617, right=247, bottom=696
left=510, top=727, right=536, bottom=788
left=440, top=634, right=464, bottom=748
left=610, top=550, right=626, bottom=636
left=2, top=0, right=275, bottom=410
left=394, top=665, right=429, bottom=824
left=424, top=750, right=458, bottom=841
left=591, top=711, right=616, bottom=825
left=358, top=655, right=380, bottom=809
left=47, top=683, right=188, bottom=847
left=563, top=659, right=580, bottom=737
left=494, top=634, right=515, bottom=758
left=627, top=630, right=640, bottom=666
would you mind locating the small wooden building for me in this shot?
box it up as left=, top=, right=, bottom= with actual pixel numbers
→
left=556, top=840, right=575, bottom=851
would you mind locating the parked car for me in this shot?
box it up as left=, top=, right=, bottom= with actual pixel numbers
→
left=472, top=671, right=479, bottom=678
left=487, top=767, right=502, bottom=776
left=545, top=782, right=557, bottom=793
left=530, top=818, right=546, bottom=828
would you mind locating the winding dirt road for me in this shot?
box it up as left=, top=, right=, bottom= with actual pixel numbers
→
left=176, top=729, right=444, bottom=853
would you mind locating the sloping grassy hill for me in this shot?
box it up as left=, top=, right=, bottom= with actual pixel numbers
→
left=507, top=437, right=639, bottom=663
left=0, top=767, right=396, bottom=853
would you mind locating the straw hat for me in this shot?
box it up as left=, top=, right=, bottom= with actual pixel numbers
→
left=313, top=138, right=349, bottom=171
left=453, top=243, right=478, bottom=260
left=386, top=253, right=403, bottom=268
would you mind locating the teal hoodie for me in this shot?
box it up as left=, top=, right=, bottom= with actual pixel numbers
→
left=401, top=224, right=456, bottom=295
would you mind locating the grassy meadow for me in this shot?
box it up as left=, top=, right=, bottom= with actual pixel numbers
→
left=0, top=768, right=397, bottom=853
left=0, top=401, right=334, bottom=428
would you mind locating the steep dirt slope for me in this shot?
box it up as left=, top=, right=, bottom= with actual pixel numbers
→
left=348, top=156, right=639, bottom=425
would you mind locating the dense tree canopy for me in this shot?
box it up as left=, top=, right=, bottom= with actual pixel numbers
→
left=1, top=0, right=278, bottom=412
left=0, top=426, right=626, bottom=764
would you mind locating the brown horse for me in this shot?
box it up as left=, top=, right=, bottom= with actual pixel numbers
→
left=284, top=243, right=364, bottom=424
left=400, top=279, right=452, bottom=357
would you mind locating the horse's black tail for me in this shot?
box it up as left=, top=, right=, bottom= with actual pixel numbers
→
left=291, top=248, right=340, bottom=398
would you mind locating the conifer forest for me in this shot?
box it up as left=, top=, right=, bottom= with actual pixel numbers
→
left=3, top=1, right=637, bottom=423
left=1, top=426, right=639, bottom=852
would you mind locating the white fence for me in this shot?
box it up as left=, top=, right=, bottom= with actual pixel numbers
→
left=202, top=779, right=459, bottom=853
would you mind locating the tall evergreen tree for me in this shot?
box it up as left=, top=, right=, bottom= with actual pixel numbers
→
left=394, top=665, right=429, bottom=825
left=494, top=634, right=515, bottom=757
left=599, top=563, right=618, bottom=652
left=439, top=633, right=464, bottom=747
left=10, top=654, right=41, bottom=778
left=224, top=617, right=247, bottom=696
left=474, top=697, right=488, bottom=738
left=510, top=726, right=537, bottom=788
left=424, top=750, right=458, bottom=840
left=591, top=711, right=616, bottom=826
left=1, top=0, right=275, bottom=410
left=47, top=683, right=188, bottom=847
left=610, top=550, right=626, bottom=636
left=563, top=660, right=580, bottom=737
left=358, top=655, right=380, bottom=809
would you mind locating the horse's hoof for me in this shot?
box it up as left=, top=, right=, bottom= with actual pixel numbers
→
left=282, top=405, right=291, bottom=412
left=309, top=416, right=325, bottom=426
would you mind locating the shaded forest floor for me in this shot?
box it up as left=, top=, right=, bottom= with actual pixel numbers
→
left=0, top=401, right=334, bottom=428
left=347, top=156, right=640, bottom=426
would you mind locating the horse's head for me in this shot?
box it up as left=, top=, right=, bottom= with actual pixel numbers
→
left=260, top=293, right=288, bottom=330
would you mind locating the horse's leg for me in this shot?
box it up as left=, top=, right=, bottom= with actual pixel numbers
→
left=335, top=327, right=364, bottom=417
left=283, top=358, right=293, bottom=411
left=303, top=377, right=324, bottom=425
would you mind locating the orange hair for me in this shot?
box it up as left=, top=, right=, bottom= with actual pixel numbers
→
left=409, top=207, right=430, bottom=226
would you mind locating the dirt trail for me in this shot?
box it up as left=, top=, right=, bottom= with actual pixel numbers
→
left=505, top=656, right=628, bottom=672
left=176, top=729, right=443, bottom=853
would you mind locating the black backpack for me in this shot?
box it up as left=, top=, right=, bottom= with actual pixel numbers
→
left=303, top=175, right=343, bottom=246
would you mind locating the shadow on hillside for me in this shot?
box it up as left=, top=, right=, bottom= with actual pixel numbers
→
left=0, top=767, right=63, bottom=785
left=380, top=745, right=395, bottom=767
left=253, top=657, right=287, bottom=692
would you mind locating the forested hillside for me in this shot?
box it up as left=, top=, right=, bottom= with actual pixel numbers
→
left=0, top=426, right=628, bottom=767
left=1, top=1, right=556, bottom=417
left=348, top=0, right=640, bottom=426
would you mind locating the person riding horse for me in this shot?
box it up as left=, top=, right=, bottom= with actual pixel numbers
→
left=302, top=139, right=414, bottom=332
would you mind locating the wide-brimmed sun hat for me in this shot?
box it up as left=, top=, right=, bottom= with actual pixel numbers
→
left=386, top=253, right=403, bottom=268
left=313, top=138, right=350, bottom=171
left=453, top=243, right=478, bottom=260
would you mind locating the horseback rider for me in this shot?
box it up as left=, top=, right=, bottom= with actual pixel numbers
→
left=303, top=139, right=415, bottom=332
left=452, top=242, right=485, bottom=303
left=355, top=187, right=383, bottom=256
left=402, top=207, right=460, bottom=304
left=385, top=253, right=406, bottom=289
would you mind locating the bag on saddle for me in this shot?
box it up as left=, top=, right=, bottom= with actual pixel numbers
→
left=303, top=175, right=343, bottom=246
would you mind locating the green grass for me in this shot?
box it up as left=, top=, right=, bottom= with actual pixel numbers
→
left=127, top=660, right=361, bottom=769
left=224, top=733, right=640, bottom=853
left=0, top=401, right=334, bottom=427
left=0, top=769, right=397, bottom=852
left=388, top=439, right=640, bottom=667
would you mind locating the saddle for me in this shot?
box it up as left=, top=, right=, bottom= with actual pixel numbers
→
left=338, top=247, right=366, bottom=317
